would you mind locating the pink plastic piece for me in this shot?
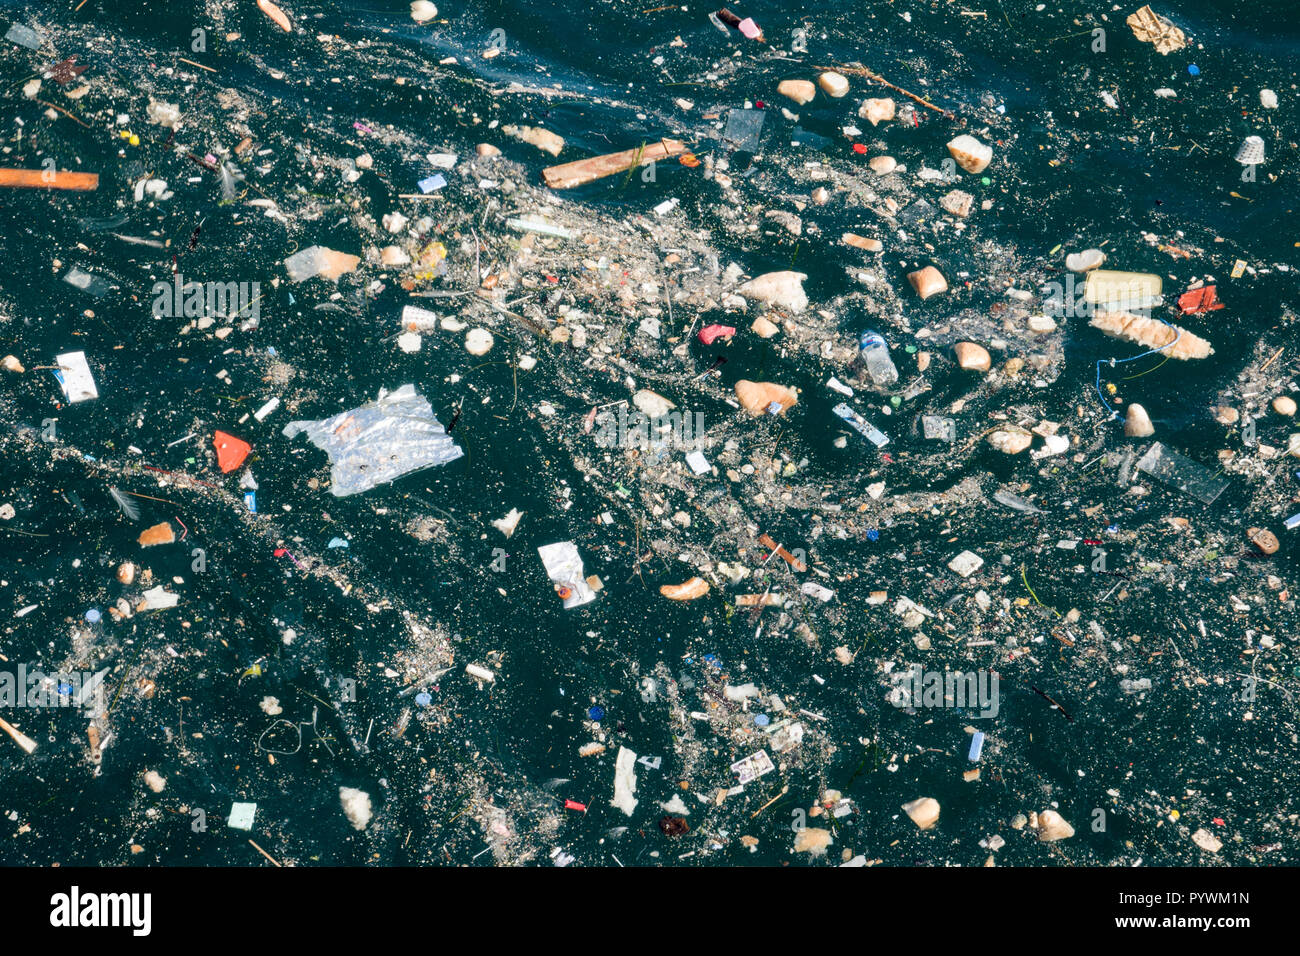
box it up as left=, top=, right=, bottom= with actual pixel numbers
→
left=698, top=324, right=737, bottom=345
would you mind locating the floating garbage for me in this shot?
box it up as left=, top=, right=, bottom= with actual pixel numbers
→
left=833, top=403, right=889, bottom=447
left=282, top=384, right=463, bottom=496
left=4, top=22, right=42, bottom=50
left=62, top=266, right=114, bottom=297
left=0, top=168, right=98, bottom=191
left=723, top=109, right=765, bottom=152
left=1234, top=136, right=1266, bottom=166
left=922, top=415, right=956, bottom=441
left=226, top=802, right=257, bottom=831
left=53, top=351, right=98, bottom=403
left=611, top=746, right=638, bottom=816
left=283, top=245, right=361, bottom=282
left=730, top=749, right=775, bottom=784
left=1136, top=442, right=1231, bottom=505
left=505, top=216, right=575, bottom=239
left=537, top=542, right=598, bottom=609
left=1126, top=4, right=1187, bottom=54
left=542, top=140, right=686, bottom=190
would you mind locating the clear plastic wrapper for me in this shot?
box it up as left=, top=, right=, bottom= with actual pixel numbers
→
left=281, top=384, right=463, bottom=496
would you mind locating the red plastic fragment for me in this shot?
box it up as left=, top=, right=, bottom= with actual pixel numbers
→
left=564, top=799, right=587, bottom=812
left=213, top=430, right=251, bottom=473
left=852, top=143, right=868, bottom=154
left=1178, top=285, right=1225, bottom=314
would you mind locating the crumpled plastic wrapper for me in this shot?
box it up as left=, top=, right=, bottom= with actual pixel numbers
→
left=537, top=542, right=598, bottom=609
left=282, top=384, right=463, bottom=496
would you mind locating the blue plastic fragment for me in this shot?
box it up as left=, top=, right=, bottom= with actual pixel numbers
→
left=969, top=731, right=985, bottom=762
left=327, top=537, right=349, bottom=549
left=588, top=705, right=605, bottom=721
left=418, top=173, right=447, bottom=193
left=415, top=692, right=432, bottom=707
left=1188, top=64, right=1200, bottom=75
left=754, top=713, right=770, bottom=727
left=84, top=608, right=101, bottom=623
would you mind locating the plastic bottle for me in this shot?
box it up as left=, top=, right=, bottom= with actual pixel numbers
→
left=857, top=330, right=898, bottom=387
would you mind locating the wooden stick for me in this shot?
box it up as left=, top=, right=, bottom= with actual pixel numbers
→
left=33, top=100, right=91, bottom=128
left=815, top=64, right=954, bottom=119
left=0, top=715, right=37, bottom=754
left=176, top=56, right=217, bottom=74
left=759, top=534, right=807, bottom=571
left=543, top=139, right=687, bottom=190
left=248, top=838, right=283, bottom=867
left=751, top=785, right=789, bottom=819
left=0, top=168, right=98, bottom=191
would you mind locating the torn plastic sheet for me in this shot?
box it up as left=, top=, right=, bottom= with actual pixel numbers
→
left=922, top=415, right=956, bottom=441
left=62, top=266, right=115, bottom=298
left=723, top=108, right=765, bottom=152
left=1136, top=442, right=1230, bottom=505
left=767, top=721, right=804, bottom=754
left=4, top=23, right=43, bottom=49
left=281, top=384, right=463, bottom=496
left=537, top=541, right=598, bottom=609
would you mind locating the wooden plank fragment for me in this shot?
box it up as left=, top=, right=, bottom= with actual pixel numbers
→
left=543, top=139, right=687, bottom=190
left=0, top=168, right=99, bottom=191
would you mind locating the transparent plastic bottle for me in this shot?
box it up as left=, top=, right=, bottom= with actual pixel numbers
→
left=857, top=330, right=898, bottom=387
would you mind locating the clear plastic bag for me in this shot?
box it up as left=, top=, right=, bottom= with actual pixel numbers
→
left=282, top=385, right=463, bottom=496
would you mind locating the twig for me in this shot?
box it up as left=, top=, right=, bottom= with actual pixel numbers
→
left=751, top=785, right=789, bottom=819
left=1030, top=685, right=1074, bottom=721
left=176, top=57, right=217, bottom=74
left=34, top=99, right=91, bottom=128
left=248, top=839, right=283, bottom=867
left=815, top=65, right=954, bottom=118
